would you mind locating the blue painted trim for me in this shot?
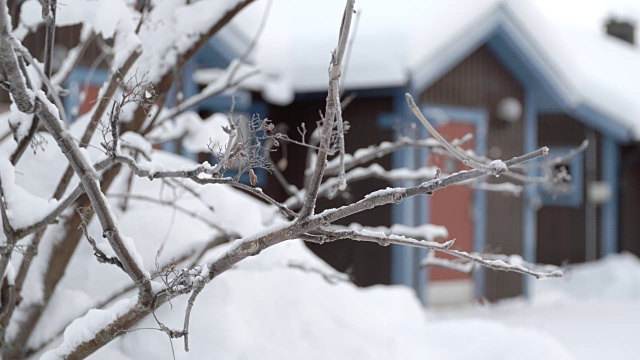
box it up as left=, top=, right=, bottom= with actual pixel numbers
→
left=390, top=142, right=417, bottom=287
left=539, top=147, right=584, bottom=207
left=421, top=103, right=488, bottom=299
left=377, top=113, right=398, bottom=129
left=193, top=36, right=243, bottom=68
left=64, top=67, right=110, bottom=122
left=65, top=67, right=110, bottom=85
left=196, top=92, right=253, bottom=114
left=490, top=24, right=631, bottom=143
left=407, top=6, right=632, bottom=144
left=488, top=28, right=630, bottom=143
left=248, top=101, right=269, bottom=118
left=388, top=90, right=419, bottom=289
left=416, top=125, right=429, bottom=303
left=487, top=27, right=570, bottom=110
left=179, top=60, right=199, bottom=161
left=522, top=91, right=537, bottom=297
left=600, top=137, right=620, bottom=256
left=571, top=105, right=631, bottom=144
left=409, top=13, right=500, bottom=96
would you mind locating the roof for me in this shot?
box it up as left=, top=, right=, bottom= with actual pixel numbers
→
left=212, top=0, right=640, bottom=141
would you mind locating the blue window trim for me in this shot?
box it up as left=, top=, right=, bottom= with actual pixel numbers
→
left=409, top=5, right=632, bottom=144
left=600, top=136, right=620, bottom=256
left=522, top=90, right=537, bottom=297
left=385, top=91, right=417, bottom=291
left=375, top=91, right=422, bottom=295
left=420, top=104, right=489, bottom=300
left=382, top=93, right=489, bottom=303
left=63, top=67, right=110, bottom=122
left=539, top=147, right=584, bottom=208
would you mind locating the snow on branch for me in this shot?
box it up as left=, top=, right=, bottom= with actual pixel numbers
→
left=406, top=94, right=492, bottom=173
left=0, top=3, right=153, bottom=306
left=321, top=137, right=441, bottom=177
left=286, top=163, right=440, bottom=209
left=421, top=251, right=475, bottom=274
left=308, top=225, right=560, bottom=279
left=111, top=153, right=297, bottom=219
left=422, top=250, right=563, bottom=279
left=304, top=228, right=453, bottom=251
left=149, top=60, right=260, bottom=131
left=0, top=0, right=569, bottom=357
left=471, top=181, right=523, bottom=195
left=312, top=147, right=549, bottom=226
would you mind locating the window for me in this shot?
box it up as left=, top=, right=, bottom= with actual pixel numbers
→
left=539, top=147, right=584, bottom=207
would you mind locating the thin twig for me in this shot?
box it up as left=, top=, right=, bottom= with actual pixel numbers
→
left=406, top=94, right=489, bottom=172
left=106, top=193, right=222, bottom=231
left=299, top=0, right=356, bottom=219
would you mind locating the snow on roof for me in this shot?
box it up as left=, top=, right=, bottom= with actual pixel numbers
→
left=223, top=0, right=640, bottom=140
left=505, top=0, right=640, bottom=140
left=550, top=22, right=640, bottom=139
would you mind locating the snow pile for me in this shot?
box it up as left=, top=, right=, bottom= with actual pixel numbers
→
left=6, top=140, right=572, bottom=359
left=55, top=154, right=569, bottom=358
left=430, top=253, right=640, bottom=360
left=0, top=158, right=60, bottom=230
left=531, top=252, right=640, bottom=302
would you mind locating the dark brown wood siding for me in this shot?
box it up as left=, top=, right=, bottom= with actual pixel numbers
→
left=265, top=94, right=395, bottom=287
left=536, top=114, right=594, bottom=265
left=621, top=145, right=640, bottom=256
left=419, top=45, right=525, bottom=301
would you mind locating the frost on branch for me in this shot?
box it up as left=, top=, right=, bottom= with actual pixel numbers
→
left=422, top=251, right=563, bottom=279
left=0, top=0, right=575, bottom=358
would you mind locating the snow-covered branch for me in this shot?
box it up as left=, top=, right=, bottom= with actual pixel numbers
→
left=0, top=0, right=153, bottom=307
left=406, top=94, right=496, bottom=174
left=320, top=137, right=441, bottom=177
left=304, top=228, right=454, bottom=251
left=286, top=163, right=439, bottom=209
left=422, top=250, right=563, bottom=279
left=0, top=1, right=574, bottom=358
left=148, top=60, right=259, bottom=132
left=111, top=153, right=297, bottom=219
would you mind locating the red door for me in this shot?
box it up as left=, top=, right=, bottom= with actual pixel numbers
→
left=79, top=85, right=101, bottom=115
left=428, top=122, right=475, bottom=282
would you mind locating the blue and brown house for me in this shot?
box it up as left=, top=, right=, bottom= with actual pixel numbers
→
left=213, top=0, right=640, bottom=304
left=8, top=0, right=639, bottom=304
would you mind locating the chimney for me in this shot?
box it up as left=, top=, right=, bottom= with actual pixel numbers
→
left=605, top=18, right=635, bottom=45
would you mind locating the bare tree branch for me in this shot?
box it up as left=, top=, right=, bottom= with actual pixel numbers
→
left=52, top=49, right=141, bottom=199
left=0, top=1, right=567, bottom=358
left=0, top=4, right=153, bottom=304
left=406, top=93, right=491, bottom=172
left=111, top=153, right=297, bottom=219
left=303, top=229, right=454, bottom=251
left=106, top=193, right=223, bottom=231
left=321, top=137, right=442, bottom=177
left=422, top=249, right=562, bottom=279
left=299, top=0, right=356, bottom=219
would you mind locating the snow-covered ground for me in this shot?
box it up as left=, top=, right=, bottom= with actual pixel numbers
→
left=428, top=252, right=640, bottom=360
